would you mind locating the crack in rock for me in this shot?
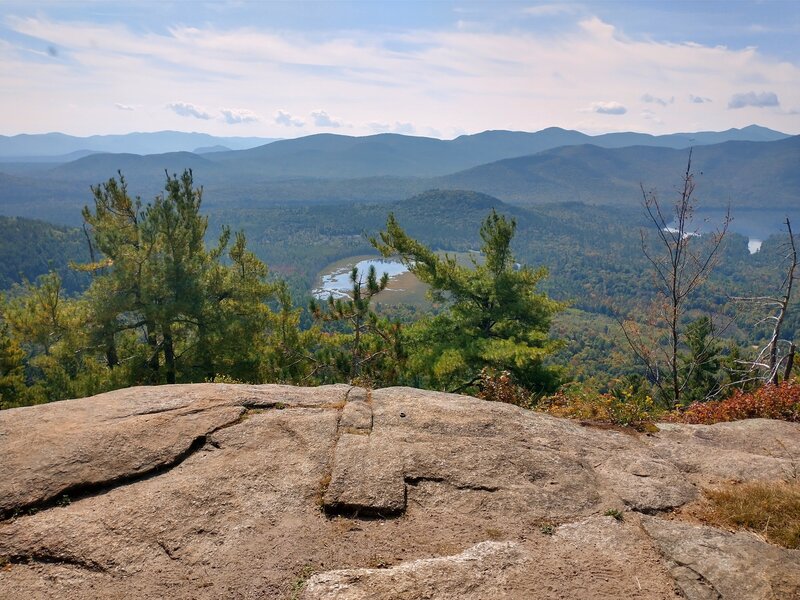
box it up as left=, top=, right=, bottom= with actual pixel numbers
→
left=1, top=407, right=247, bottom=520
left=6, top=552, right=107, bottom=573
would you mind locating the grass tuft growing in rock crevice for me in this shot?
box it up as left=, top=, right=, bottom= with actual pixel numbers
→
left=700, top=480, right=800, bottom=549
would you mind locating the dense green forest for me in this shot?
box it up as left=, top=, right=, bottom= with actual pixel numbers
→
left=1, top=166, right=798, bottom=412
left=0, top=216, right=90, bottom=293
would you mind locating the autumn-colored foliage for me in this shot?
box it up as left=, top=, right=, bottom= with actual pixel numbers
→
left=477, top=368, right=534, bottom=409
left=538, top=382, right=660, bottom=431
left=668, top=380, right=800, bottom=424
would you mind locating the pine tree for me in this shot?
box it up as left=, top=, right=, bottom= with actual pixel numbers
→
left=81, top=170, right=275, bottom=385
left=372, top=210, right=563, bottom=395
left=679, top=316, right=722, bottom=404
left=310, top=265, right=403, bottom=386
left=0, top=319, right=26, bottom=409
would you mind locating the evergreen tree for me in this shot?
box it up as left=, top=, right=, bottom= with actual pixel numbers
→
left=0, top=318, right=26, bottom=409
left=81, top=170, right=275, bottom=385
left=372, top=210, right=563, bottom=394
left=260, top=280, right=318, bottom=384
left=679, top=316, right=722, bottom=404
left=1, top=272, right=111, bottom=403
left=310, top=265, right=403, bottom=386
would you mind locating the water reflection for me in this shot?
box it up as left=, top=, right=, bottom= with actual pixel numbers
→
left=313, top=258, right=408, bottom=299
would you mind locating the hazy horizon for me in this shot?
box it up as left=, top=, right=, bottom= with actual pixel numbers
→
left=0, top=123, right=793, bottom=144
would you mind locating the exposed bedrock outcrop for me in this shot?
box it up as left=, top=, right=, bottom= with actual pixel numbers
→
left=0, top=385, right=797, bottom=599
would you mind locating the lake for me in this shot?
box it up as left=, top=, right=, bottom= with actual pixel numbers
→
left=667, top=209, right=800, bottom=254
left=312, top=257, right=408, bottom=299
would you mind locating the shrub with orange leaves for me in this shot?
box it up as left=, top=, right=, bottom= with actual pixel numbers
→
left=476, top=368, right=534, bottom=409
left=668, top=380, right=800, bottom=424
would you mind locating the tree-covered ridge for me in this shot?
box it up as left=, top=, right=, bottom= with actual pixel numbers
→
left=0, top=172, right=567, bottom=408
left=1, top=134, right=798, bottom=227
left=1, top=165, right=799, bottom=412
left=0, top=216, right=89, bottom=293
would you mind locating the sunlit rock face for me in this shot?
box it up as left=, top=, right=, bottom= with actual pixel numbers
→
left=0, top=384, right=798, bottom=599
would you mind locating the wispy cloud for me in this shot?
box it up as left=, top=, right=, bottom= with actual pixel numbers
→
left=368, top=121, right=416, bottom=134
left=641, top=94, right=673, bottom=107
left=591, top=101, right=627, bottom=115
left=392, top=122, right=415, bottom=134
left=522, top=4, right=578, bottom=17
left=641, top=108, right=663, bottom=122
left=167, top=102, right=211, bottom=120
left=274, top=109, right=304, bottom=127
left=311, top=109, right=343, bottom=128
left=2, top=13, right=799, bottom=135
left=220, top=107, right=258, bottom=124
left=728, top=91, right=780, bottom=109
left=114, top=103, right=135, bottom=111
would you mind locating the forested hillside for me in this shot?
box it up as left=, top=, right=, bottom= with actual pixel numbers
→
left=0, top=216, right=88, bottom=293
left=1, top=124, right=799, bottom=431
left=1, top=168, right=798, bottom=414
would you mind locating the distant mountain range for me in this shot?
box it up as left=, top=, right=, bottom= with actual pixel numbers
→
left=0, top=131, right=278, bottom=160
left=188, top=124, right=791, bottom=179
left=436, top=136, right=800, bottom=207
left=0, top=124, right=787, bottom=166
left=0, top=125, right=796, bottom=225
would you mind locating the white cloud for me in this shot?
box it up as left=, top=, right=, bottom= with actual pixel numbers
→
left=367, top=121, right=390, bottom=133
left=2, top=14, right=799, bottom=136
left=114, top=103, right=135, bottom=111
left=392, top=122, right=415, bottom=134
left=641, top=94, right=673, bottom=107
left=425, top=126, right=442, bottom=138
left=167, top=102, right=211, bottom=120
left=728, top=91, right=780, bottom=109
left=689, top=94, right=712, bottom=104
left=274, top=109, right=304, bottom=127
left=220, top=107, right=259, bottom=124
left=311, top=109, right=343, bottom=128
left=641, top=109, right=663, bottom=124
left=591, top=101, right=627, bottom=115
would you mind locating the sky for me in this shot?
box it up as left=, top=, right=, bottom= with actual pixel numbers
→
left=1, top=0, right=799, bottom=139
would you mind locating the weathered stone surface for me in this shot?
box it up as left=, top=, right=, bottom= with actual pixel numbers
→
left=0, top=383, right=353, bottom=516
left=323, top=433, right=406, bottom=515
left=303, top=527, right=681, bottom=600
left=641, top=516, right=800, bottom=600
left=595, top=454, right=698, bottom=512
left=337, top=399, right=372, bottom=433
left=554, top=515, right=647, bottom=552
left=303, top=541, right=528, bottom=600
left=0, top=384, right=797, bottom=599
left=647, top=419, right=800, bottom=484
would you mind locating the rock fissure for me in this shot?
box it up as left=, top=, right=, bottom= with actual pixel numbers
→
left=5, top=552, right=107, bottom=574
left=315, top=387, right=357, bottom=513
left=0, top=407, right=247, bottom=521
left=405, top=476, right=500, bottom=493
left=156, top=540, right=179, bottom=561
left=669, top=559, right=723, bottom=599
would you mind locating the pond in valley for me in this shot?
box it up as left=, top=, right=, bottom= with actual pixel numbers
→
left=312, top=257, right=409, bottom=300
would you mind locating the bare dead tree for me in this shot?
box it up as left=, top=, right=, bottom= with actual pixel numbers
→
left=733, top=218, right=797, bottom=385
left=620, top=150, right=730, bottom=408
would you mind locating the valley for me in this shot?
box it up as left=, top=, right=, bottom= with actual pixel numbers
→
left=0, top=125, right=798, bottom=403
